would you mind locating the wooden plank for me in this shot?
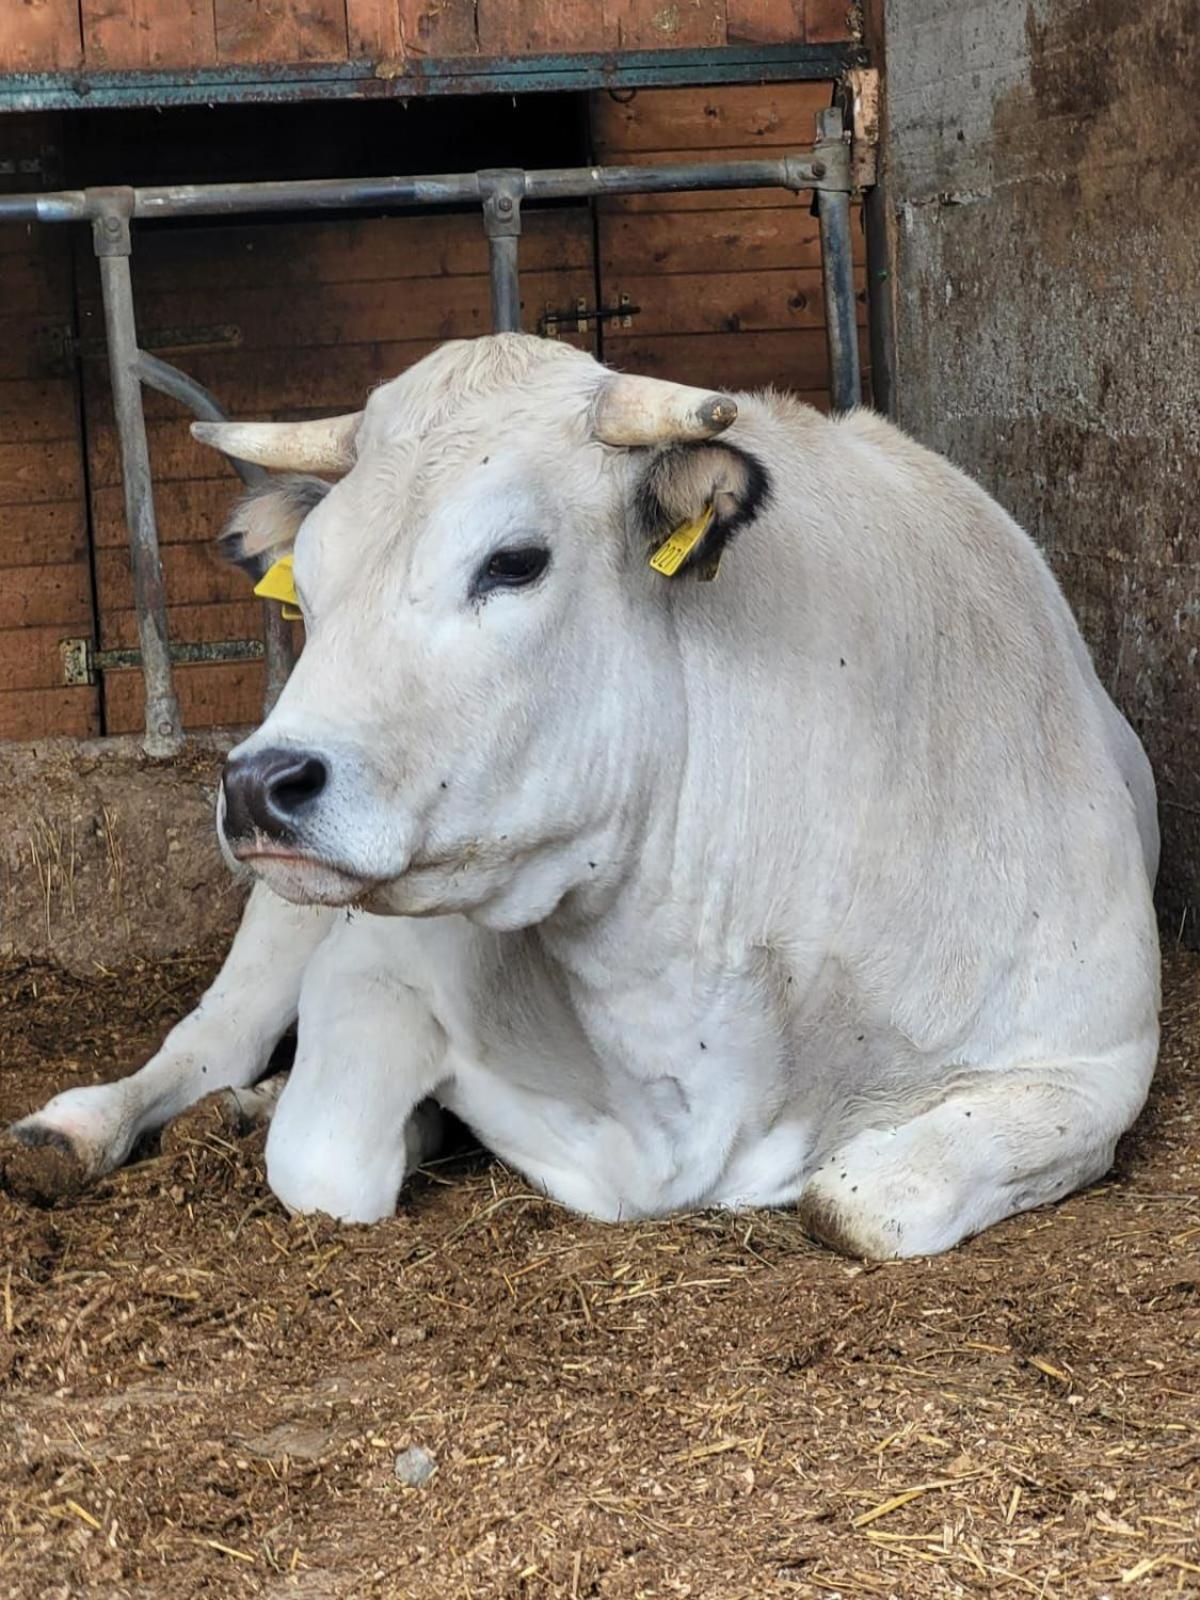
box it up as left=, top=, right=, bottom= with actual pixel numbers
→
left=76, top=263, right=595, bottom=366
left=0, top=248, right=75, bottom=314
left=80, top=270, right=553, bottom=355
left=80, top=0, right=218, bottom=68
left=726, top=0, right=803, bottom=43
left=608, top=329, right=854, bottom=393
left=0, top=314, right=66, bottom=381
left=0, top=624, right=79, bottom=693
left=346, top=0, right=478, bottom=59
left=599, top=206, right=863, bottom=276
left=0, top=437, right=85, bottom=505
left=591, top=82, right=833, bottom=155
left=96, top=543, right=244, bottom=616
left=91, top=478, right=240, bottom=550
left=0, top=561, right=93, bottom=630
left=476, top=0, right=612, bottom=54
left=0, top=0, right=82, bottom=70
left=804, top=0, right=853, bottom=41
left=0, top=500, right=87, bottom=569
left=214, top=0, right=349, bottom=63
left=0, top=380, right=79, bottom=445
left=608, top=265, right=867, bottom=339
left=103, top=599, right=266, bottom=651
left=603, top=0, right=724, bottom=49
left=84, top=210, right=591, bottom=296
left=0, top=686, right=99, bottom=740
left=104, top=661, right=266, bottom=735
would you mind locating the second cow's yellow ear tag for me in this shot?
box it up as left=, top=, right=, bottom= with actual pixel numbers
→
left=649, top=504, right=716, bottom=579
left=254, top=554, right=303, bottom=620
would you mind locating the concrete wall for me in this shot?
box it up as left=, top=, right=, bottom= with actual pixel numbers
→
left=882, top=0, right=1200, bottom=934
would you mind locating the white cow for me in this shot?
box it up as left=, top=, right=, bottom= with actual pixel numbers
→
left=8, top=334, right=1160, bottom=1257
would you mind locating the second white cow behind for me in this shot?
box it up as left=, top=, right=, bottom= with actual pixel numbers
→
left=11, top=334, right=1160, bottom=1257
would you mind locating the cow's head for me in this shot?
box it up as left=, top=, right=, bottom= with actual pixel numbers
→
left=195, top=335, right=769, bottom=927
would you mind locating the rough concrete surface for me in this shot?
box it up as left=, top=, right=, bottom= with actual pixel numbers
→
left=0, top=734, right=248, bottom=973
left=884, top=0, right=1200, bottom=934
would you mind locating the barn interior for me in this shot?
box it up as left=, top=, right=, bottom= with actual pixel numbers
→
left=1, top=2, right=1198, bottom=1594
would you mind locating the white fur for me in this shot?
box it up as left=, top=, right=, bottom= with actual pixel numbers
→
left=12, top=336, right=1160, bottom=1257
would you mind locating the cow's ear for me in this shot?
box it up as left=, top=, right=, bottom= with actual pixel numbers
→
left=217, top=475, right=331, bottom=579
left=634, top=442, right=771, bottom=579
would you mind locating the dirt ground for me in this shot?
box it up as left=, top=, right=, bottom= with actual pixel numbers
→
left=0, top=947, right=1197, bottom=1600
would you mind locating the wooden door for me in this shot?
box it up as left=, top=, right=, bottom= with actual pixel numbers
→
left=591, top=81, right=868, bottom=402
left=0, top=115, right=99, bottom=741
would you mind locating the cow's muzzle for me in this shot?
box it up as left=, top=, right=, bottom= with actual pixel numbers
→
left=221, top=746, right=329, bottom=846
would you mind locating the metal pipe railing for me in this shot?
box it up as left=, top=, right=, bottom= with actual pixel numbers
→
left=5, top=114, right=861, bottom=753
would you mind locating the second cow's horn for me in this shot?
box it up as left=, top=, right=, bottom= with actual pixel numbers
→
left=591, top=375, right=737, bottom=447
left=191, top=411, right=363, bottom=473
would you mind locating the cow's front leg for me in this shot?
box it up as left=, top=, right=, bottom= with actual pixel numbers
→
left=4, top=885, right=334, bottom=1201
left=264, top=922, right=448, bottom=1223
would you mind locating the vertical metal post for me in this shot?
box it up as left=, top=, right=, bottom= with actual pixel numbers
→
left=133, top=349, right=294, bottom=716
left=93, top=190, right=183, bottom=754
left=814, top=108, right=862, bottom=415
left=480, top=169, right=525, bottom=333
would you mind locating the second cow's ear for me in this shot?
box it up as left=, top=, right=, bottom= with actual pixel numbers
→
left=217, top=475, right=331, bottom=578
left=634, top=442, right=771, bottom=579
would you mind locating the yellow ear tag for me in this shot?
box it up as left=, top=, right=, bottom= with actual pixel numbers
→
left=253, top=555, right=303, bottom=621
left=649, top=504, right=716, bottom=579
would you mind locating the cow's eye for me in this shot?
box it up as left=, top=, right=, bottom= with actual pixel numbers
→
left=474, top=545, right=550, bottom=596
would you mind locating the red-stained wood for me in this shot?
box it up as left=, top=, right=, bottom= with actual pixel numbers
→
left=606, top=265, right=866, bottom=340
left=346, top=0, right=477, bottom=60
left=0, top=438, right=87, bottom=506
left=103, top=661, right=267, bottom=735
left=214, top=0, right=349, bottom=64
left=95, top=542, right=243, bottom=617
left=476, top=0, right=612, bottom=55
left=0, top=561, right=94, bottom=632
left=611, top=330, right=847, bottom=393
left=0, top=686, right=100, bottom=740
left=0, top=0, right=82, bottom=70
left=803, top=0, right=853, bottom=41
left=591, top=82, right=832, bottom=156
left=0, top=625, right=82, bottom=693
left=725, top=0, right=803, bottom=43
left=0, top=500, right=88, bottom=570
left=103, top=600, right=265, bottom=651
left=0, top=380, right=81, bottom=445
left=603, top=0, right=724, bottom=49
left=600, top=207, right=829, bottom=276
left=80, top=0, right=218, bottom=69
left=84, top=209, right=591, bottom=296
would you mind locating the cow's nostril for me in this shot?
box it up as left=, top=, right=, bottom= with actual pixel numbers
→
left=270, top=755, right=327, bottom=815
left=222, top=747, right=330, bottom=843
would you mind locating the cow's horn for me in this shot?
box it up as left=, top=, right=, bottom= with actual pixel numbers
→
left=191, top=412, right=362, bottom=472
left=591, top=375, right=737, bottom=447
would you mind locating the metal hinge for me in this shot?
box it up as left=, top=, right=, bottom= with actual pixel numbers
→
left=540, top=294, right=639, bottom=337
left=38, top=322, right=242, bottom=375
left=61, top=636, right=264, bottom=687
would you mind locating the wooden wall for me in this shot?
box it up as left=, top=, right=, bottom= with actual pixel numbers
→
left=0, top=1, right=851, bottom=73
left=0, top=82, right=865, bottom=740
left=0, top=117, right=100, bottom=740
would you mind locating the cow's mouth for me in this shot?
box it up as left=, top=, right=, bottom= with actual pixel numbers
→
left=232, top=846, right=378, bottom=907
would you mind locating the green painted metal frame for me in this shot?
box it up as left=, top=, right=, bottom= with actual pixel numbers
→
left=0, top=43, right=858, bottom=115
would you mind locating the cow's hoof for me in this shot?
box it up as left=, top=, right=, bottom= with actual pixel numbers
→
left=0, top=1123, right=92, bottom=1207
